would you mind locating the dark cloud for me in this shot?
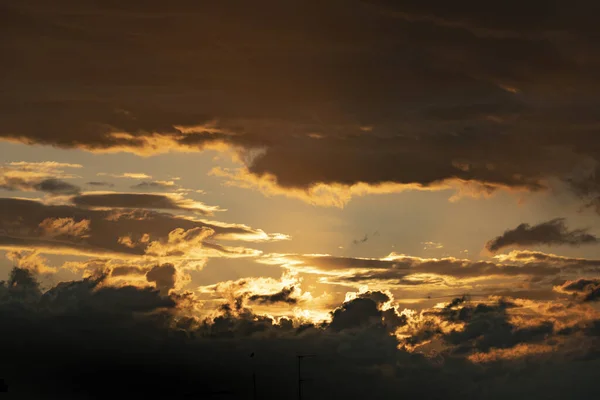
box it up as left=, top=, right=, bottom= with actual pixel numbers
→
left=1, top=1, right=600, bottom=205
left=71, top=192, right=219, bottom=214
left=556, top=278, right=600, bottom=302
left=0, top=176, right=80, bottom=195
left=500, top=250, right=600, bottom=270
left=2, top=267, right=600, bottom=398
left=110, top=265, right=147, bottom=277
left=352, top=231, right=379, bottom=245
left=0, top=198, right=277, bottom=256
left=86, top=181, right=115, bottom=187
left=329, top=291, right=406, bottom=333
left=439, top=299, right=553, bottom=354
left=486, top=218, right=599, bottom=253
left=248, top=286, right=298, bottom=305
left=146, top=263, right=177, bottom=295
left=33, top=178, right=81, bottom=195
left=130, top=181, right=177, bottom=191
left=353, top=234, right=369, bottom=245
left=274, top=254, right=564, bottom=286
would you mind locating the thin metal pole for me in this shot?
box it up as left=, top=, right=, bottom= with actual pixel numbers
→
left=251, top=353, right=257, bottom=400
left=298, top=356, right=302, bottom=400
left=253, top=371, right=257, bottom=400
left=297, top=354, right=315, bottom=400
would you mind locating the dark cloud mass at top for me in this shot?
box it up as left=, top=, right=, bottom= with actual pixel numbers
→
left=2, top=0, right=600, bottom=201
left=486, top=218, right=599, bottom=252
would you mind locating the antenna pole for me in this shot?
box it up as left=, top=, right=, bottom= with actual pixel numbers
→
left=250, top=352, right=257, bottom=400
left=297, top=354, right=315, bottom=400
left=298, top=355, right=301, bottom=400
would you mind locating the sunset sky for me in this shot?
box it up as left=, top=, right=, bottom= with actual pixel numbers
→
left=3, top=1, right=600, bottom=398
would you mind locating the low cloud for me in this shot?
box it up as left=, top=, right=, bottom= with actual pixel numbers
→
left=1, top=265, right=600, bottom=398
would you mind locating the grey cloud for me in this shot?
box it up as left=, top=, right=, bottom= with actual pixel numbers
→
left=352, top=231, right=379, bottom=246
left=486, top=218, right=599, bottom=253
left=0, top=176, right=80, bottom=195
left=501, top=250, right=600, bottom=269
left=329, top=291, right=406, bottom=333
left=111, top=265, right=147, bottom=277
left=71, top=193, right=218, bottom=215
left=86, top=181, right=115, bottom=187
left=33, top=179, right=81, bottom=195
left=0, top=198, right=273, bottom=256
left=248, top=286, right=298, bottom=305
left=353, top=234, right=369, bottom=245
left=146, top=263, right=177, bottom=295
left=276, top=254, right=563, bottom=284
left=436, top=298, right=553, bottom=354
left=557, top=278, right=600, bottom=302
left=130, top=181, right=177, bottom=191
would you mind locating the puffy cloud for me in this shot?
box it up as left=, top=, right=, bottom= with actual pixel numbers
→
left=434, top=298, right=555, bottom=353
left=2, top=258, right=600, bottom=398
left=143, top=227, right=260, bottom=260
left=486, top=218, right=599, bottom=253
left=329, top=291, right=407, bottom=333
left=3, top=263, right=600, bottom=398
left=5, top=250, right=56, bottom=275
left=38, top=217, right=90, bottom=239
left=146, top=263, right=180, bottom=295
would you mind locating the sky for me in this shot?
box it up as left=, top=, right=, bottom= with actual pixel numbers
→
left=3, top=1, right=600, bottom=398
